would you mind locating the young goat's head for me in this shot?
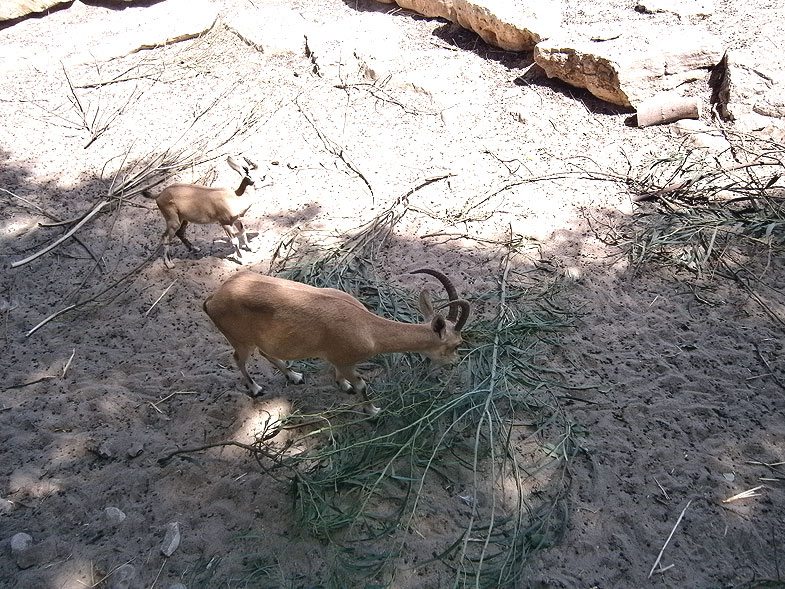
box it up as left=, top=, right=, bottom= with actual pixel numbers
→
left=226, top=156, right=260, bottom=189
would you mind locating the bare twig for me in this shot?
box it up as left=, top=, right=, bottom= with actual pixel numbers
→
left=62, top=349, right=76, bottom=378
left=25, top=246, right=160, bottom=337
left=10, top=200, right=110, bottom=268
left=157, top=439, right=281, bottom=464
left=1, top=187, right=104, bottom=266
left=722, top=486, right=765, bottom=503
left=648, top=499, right=692, bottom=578
left=754, top=343, right=785, bottom=391
left=297, top=102, right=374, bottom=199
left=144, top=280, right=177, bottom=317
left=149, top=391, right=198, bottom=414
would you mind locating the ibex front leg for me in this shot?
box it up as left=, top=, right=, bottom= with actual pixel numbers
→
left=335, top=365, right=380, bottom=416
left=221, top=224, right=244, bottom=262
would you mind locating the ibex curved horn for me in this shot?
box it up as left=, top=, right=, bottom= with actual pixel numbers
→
left=410, top=268, right=470, bottom=330
left=450, top=300, right=470, bottom=331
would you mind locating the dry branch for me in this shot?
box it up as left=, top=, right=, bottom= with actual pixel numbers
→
left=297, top=101, right=374, bottom=199
left=10, top=200, right=110, bottom=268
left=25, top=247, right=160, bottom=337
left=648, top=499, right=692, bottom=578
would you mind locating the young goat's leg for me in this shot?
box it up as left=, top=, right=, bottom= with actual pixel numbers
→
left=161, top=225, right=178, bottom=269
left=233, top=219, right=254, bottom=252
left=221, top=224, right=243, bottom=261
left=175, top=220, right=200, bottom=252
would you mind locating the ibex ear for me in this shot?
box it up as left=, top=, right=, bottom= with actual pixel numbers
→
left=419, top=289, right=435, bottom=320
left=226, top=156, right=246, bottom=175
left=430, top=315, right=447, bottom=339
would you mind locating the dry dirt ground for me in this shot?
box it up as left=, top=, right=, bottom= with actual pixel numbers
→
left=1, top=0, right=784, bottom=588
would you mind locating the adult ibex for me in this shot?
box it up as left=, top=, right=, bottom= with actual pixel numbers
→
left=203, top=269, right=470, bottom=414
left=143, top=156, right=261, bottom=268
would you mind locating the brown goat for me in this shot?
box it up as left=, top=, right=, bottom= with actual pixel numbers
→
left=203, top=269, right=470, bottom=414
left=142, top=156, right=261, bottom=268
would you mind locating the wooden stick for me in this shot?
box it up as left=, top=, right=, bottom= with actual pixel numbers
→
left=648, top=499, right=692, bottom=578
left=722, top=485, right=764, bottom=503
left=1, top=187, right=104, bottom=265
left=157, top=440, right=279, bottom=464
left=25, top=305, right=78, bottom=337
left=150, top=390, right=198, bottom=413
left=62, top=348, right=76, bottom=378
left=144, top=280, right=177, bottom=317
left=26, top=247, right=159, bottom=337
left=10, top=200, right=109, bottom=268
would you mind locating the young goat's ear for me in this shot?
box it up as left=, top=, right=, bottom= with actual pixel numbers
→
left=418, top=289, right=435, bottom=321
left=227, top=156, right=246, bottom=176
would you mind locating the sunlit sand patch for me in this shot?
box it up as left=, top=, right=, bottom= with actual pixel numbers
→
left=233, top=397, right=293, bottom=446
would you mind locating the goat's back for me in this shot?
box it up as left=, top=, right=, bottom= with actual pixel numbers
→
left=157, top=184, right=249, bottom=225
left=204, top=271, right=372, bottom=363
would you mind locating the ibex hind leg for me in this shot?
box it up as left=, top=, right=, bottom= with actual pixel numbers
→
left=175, top=220, right=200, bottom=252
left=232, top=345, right=264, bottom=396
left=260, top=352, right=304, bottom=385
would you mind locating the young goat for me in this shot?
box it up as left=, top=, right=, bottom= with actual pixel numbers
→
left=142, top=156, right=261, bottom=269
left=203, top=268, right=471, bottom=414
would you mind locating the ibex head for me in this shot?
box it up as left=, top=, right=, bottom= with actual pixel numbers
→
left=411, top=268, right=471, bottom=366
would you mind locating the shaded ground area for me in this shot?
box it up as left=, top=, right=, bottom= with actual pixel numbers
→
left=1, top=1, right=783, bottom=588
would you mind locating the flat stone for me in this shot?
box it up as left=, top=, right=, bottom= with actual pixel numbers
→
left=109, top=563, right=136, bottom=589
left=534, top=25, right=723, bottom=107
left=225, top=5, right=309, bottom=55
left=0, top=1, right=67, bottom=22
left=161, top=522, right=181, bottom=557
left=375, top=0, right=562, bottom=51
left=104, top=507, right=127, bottom=524
left=10, top=532, right=33, bottom=554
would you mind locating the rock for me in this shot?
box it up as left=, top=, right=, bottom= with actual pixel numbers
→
left=127, top=442, right=144, bottom=458
left=0, top=498, right=15, bottom=514
left=0, top=1, right=66, bottom=22
left=1, top=0, right=137, bottom=22
left=161, top=522, right=181, bottom=557
left=104, top=507, right=127, bottom=524
left=10, top=532, right=33, bottom=554
left=375, top=0, right=562, bottom=51
left=97, top=441, right=115, bottom=460
left=534, top=26, right=723, bottom=107
left=636, top=93, right=701, bottom=126
left=69, top=0, right=219, bottom=64
left=672, top=119, right=732, bottom=151
left=753, top=86, right=785, bottom=118
left=225, top=5, right=309, bottom=55
left=168, top=585, right=187, bottom=589
left=109, top=563, right=136, bottom=589
left=9, top=533, right=56, bottom=569
left=305, top=12, right=412, bottom=81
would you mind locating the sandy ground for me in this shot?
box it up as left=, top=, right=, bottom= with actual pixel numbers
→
left=1, top=0, right=784, bottom=588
